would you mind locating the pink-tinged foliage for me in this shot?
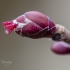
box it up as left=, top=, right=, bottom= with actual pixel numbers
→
left=2, top=11, right=56, bottom=38
left=16, top=11, right=56, bottom=38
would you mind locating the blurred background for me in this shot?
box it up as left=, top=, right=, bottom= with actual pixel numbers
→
left=0, top=0, right=70, bottom=70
